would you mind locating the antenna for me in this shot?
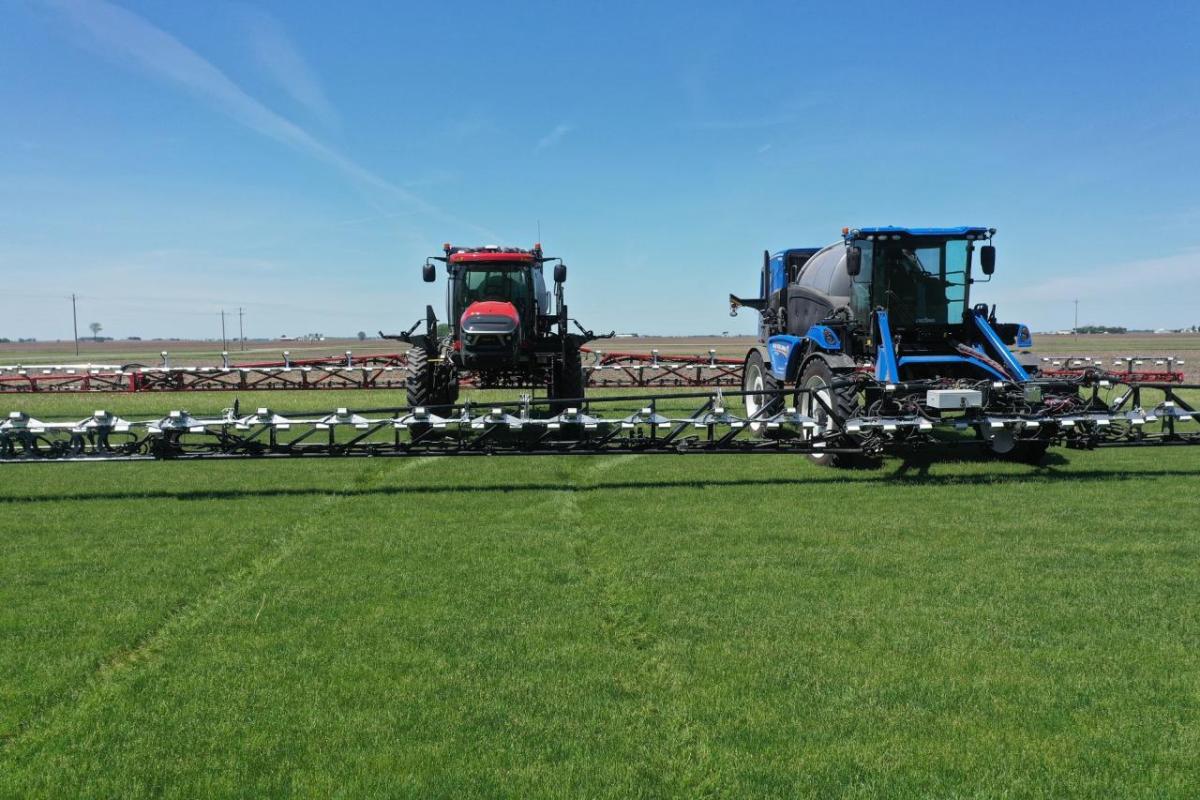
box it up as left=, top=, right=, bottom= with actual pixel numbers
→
left=537, top=219, right=542, bottom=247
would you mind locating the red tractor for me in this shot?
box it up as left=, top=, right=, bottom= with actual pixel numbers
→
left=383, top=243, right=609, bottom=408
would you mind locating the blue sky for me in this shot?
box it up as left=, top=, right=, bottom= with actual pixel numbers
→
left=2, top=0, right=1198, bottom=341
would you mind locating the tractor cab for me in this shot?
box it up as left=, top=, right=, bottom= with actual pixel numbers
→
left=438, top=246, right=552, bottom=365
left=843, top=227, right=1033, bottom=381
left=842, top=227, right=991, bottom=329
left=447, top=249, right=548, bottom=324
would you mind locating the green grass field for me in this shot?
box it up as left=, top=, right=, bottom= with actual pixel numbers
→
left=2, top=388, right=1200, bottom=798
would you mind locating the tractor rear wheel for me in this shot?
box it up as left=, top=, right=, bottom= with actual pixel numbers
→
left=1006, top=440, right=1050, bottom=465
left=406, top=348, right=456, bottom=409
left=975, top=425, right=1050, bottom=465
left=549, top=347, right=585, bottom=413
left=742, top=350, right=781, bottom=431
left=405, top=347, right=433, bottom=407
left=797, top=358, right=875, bottom=468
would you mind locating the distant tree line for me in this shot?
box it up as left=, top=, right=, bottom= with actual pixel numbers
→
left=1075, top=325, right=1128, bottom=334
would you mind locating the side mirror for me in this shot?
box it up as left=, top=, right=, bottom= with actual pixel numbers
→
left=845, top=245, right=862, bottom=277
left=553, top=263, right=567, bottom=283
left=422, top=263, right=436, bottom=282
left=980, top=245, right=995, bottom=276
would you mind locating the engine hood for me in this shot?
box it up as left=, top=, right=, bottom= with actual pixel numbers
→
left=460, top=300, right=520, bottom=335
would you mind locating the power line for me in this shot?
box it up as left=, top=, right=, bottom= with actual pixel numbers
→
left=71, top=293, right=79, bottom=356
left=62, top=293, right=379, bottom=317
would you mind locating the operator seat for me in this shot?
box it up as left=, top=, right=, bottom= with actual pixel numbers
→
left=481, top=273, right=509, bottom=300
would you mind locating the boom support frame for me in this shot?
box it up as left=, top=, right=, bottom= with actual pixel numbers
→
left=3, top=377, right=1197, bottom=463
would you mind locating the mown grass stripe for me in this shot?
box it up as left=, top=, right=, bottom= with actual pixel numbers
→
left=1, top=458, right=427, bottom=757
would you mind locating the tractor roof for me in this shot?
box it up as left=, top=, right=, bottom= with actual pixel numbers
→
left=846, top=226, right=995, bottom=240
left=777, top=228, right=997, bottom=256
left=446, top=245, right=541, bottom=264
left=770, top=247, right=821, bottom=259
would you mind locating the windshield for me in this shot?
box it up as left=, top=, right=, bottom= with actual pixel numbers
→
left=851, top=238, right=970, bottom=325
left=455, top=265, right=534, bottom=315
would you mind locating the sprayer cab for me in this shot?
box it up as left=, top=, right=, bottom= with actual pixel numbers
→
left=735, top=227, right=1015, bottom=340
left=731, top=226, right=1037, bottom=388
left=841, top=227, right=996, bottom=329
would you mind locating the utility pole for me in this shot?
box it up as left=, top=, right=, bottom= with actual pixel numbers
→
left=71, top=293, right=79, bottom=356
left=1073, top=299, right=1079, bottom=339
left=238, top=307, right=245, bottom=351
left=220, top=309, right=227, bottom=352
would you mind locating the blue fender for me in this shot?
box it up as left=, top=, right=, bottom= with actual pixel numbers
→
left=767, top=327, right=846, bottom=381
left=765, top=335, right=807, bottom=381
left=799, top=351, right=857, bottom=379
left=805, top=324, right=842, bottom=351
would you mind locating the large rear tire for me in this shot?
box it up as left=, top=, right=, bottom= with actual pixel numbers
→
left=797, top=358, right=874, bottom=468
left=742, top=350, right=781, bottom=431
left=405, top=347, right=433, bottom=408
left=549, top=347, right=585, bottom=413
left=1007, top=440, right=1050, bottom=465
left=405, top=348, right=456, bottom=409
left=974, top=425, right=1050, bottom=466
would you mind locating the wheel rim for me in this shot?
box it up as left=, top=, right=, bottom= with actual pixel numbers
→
left=800, top=375, right=836, bottom=441
left=744, top=363, right=765, bottom=418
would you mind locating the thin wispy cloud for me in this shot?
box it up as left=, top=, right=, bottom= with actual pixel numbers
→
left=45, top=0, right=497, bottom=239
left=687, top=115, right=797, bottom=131
left=235, top=5, right=338, bottom=128
left=679, top=75, right=823, bottom=132
left=992, top=249, right=1200, bottom=305
left=987, top=248, right=1200, bottom=328
left=448, top=116, right=497, bottom=141
left=331, top=210, right=416, bottom=228
left=535, top=123, right=574, bottom=152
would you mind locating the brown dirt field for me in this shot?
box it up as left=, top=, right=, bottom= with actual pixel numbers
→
left=3, top=333, right=1196, bottom=380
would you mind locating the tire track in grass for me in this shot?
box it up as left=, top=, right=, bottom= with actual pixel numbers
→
left=562, top=454, right=717, bottom=794
left=0, top=457, right=433, bottom=758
